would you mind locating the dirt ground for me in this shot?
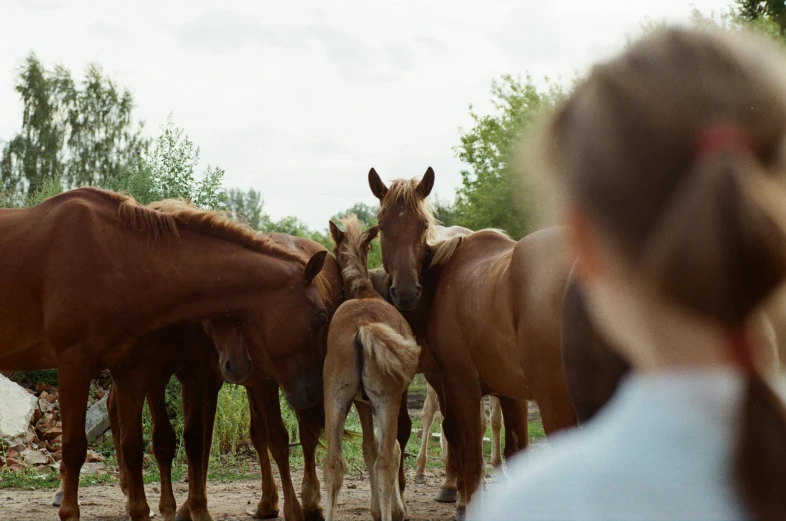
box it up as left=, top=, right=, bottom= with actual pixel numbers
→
left=0, top=466, right=475, bottom=521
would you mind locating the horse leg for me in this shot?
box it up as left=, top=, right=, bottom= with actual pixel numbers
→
left=175, top=372, right=219, bottom=521
left=149, top=374, right=178, bottom=521
left=371, top=393, right=407, bottom=521
left=440, top=377, right=483, bottom=518
left=246, top=387, right=279, bottom=520
left=323, top=397, right=354, bottom=521
left=498, top=397, right=528, bottom=463
left=112, top=369, right=153, bottom=521
left=51, top=382, right=120, bottom=509
left=425, top=377, right=458, bottom=504
left=354, top=401, right=380, bottom=521
left=415, top=383, right=438, bottom=485
left=489, top=397, right=503, bottom=470
left=251, top=382, right=305, bottom=521
left=479, top=396, right=488, bottom=481
left=396, top=391, right=411, bottom=497
left=56, top=354, right=94, bottom=521
left=297, top=405, right=325, bottom=521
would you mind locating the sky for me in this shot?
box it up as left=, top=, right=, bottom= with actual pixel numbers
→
left=0, top=0, right=734, bottom=229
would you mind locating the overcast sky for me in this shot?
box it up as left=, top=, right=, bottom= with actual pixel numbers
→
left=1, top=0, right=733, bottom=229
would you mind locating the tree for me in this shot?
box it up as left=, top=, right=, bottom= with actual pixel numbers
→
left=453, top=75, right=566, bottom=238
left=224, top=187, right=264, bottom=229
left=112, top=115, right=225, bottom=210
left=735, top=1, right=786, bottom=32
left=1, top=53, right=147, bottom=200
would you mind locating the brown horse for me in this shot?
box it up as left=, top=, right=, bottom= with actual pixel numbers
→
left=106, top=231, right=343, bottom=521
left=99, top=324, right=328, bottom=521
left=323, top=216, right=421, bottom=521
left=368, top=168, right=578, bottom=515
left=0, top=188, right=327, bottom=521
left=104, top=205, right=342, bottom=521
left=415, top=384, right=503, bottom=485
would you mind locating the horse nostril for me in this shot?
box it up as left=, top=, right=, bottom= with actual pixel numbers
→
left=224, top=360, right=233, bottom=375
left=390, top=286, right=399, bottom=301
left=415, top=284, right=423, bottom=294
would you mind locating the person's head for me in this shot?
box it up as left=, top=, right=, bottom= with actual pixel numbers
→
left=542, top=26, right=786, bottom=520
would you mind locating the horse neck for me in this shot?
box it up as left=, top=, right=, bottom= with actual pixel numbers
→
left=344, top=278, right=380, bottom=301
left=130, top=235, right=303, bottom=330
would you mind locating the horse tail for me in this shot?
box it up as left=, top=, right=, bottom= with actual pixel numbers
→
left=357, top=323, right=420, bottom=384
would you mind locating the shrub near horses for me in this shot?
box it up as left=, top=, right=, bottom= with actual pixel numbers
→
left=0, top=188, right=328, bottom=521
left=323, top=216, right=421, bottom=521
left=368, top=168, right=578, bottom=516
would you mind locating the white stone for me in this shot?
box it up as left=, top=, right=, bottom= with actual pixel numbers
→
left=20, top=448, right=50, bottom=466
left=0, top=374, right=37, bottom=444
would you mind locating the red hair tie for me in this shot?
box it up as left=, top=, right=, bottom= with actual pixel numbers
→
left=727, top=327, right=755, bottom=371
left=693, top=123, right=754, bottom=160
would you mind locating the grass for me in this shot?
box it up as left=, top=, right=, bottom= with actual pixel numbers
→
left=0, top=374, right=548, bottom=490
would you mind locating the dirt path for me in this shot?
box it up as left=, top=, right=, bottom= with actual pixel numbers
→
left=0, top=466, right=474, bottom=521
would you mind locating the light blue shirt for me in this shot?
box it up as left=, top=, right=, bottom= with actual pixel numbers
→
left=469, top=370, right=755, bottom=521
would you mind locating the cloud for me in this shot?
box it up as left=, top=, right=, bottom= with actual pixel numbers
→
left=177, top=9, right=274, bottom=53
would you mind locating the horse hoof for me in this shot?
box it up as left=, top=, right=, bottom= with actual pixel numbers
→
left=251, top=507, right=280, bottom=519
left=304, top=508, right=325, bottom=521
left=175, top=514, right=189, bottom=521
left=414, top=474, right=426, bottom=485
left=455, top=506, right=467, bottom=521
left=52, top=491, right=64, bottom=507
left=435, top=487, right=458, bottom=503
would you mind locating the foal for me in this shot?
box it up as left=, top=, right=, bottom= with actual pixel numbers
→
left=323, top=216, right=421, bottom=521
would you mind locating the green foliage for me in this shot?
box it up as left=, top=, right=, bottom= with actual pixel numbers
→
left=110, top=115, right=225, bottom=210
left=212, top=384, right=251, bottom=454
left=453, top=75, right=566, bottom=238
left=0, top=53, right=147, bottom=199
left=433, top=197, right=461, bottom=228
left=735, top=0, right=786, bottom=32
left=224, top=187, right=264, bottom=229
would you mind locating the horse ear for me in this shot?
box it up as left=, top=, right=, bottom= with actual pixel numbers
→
left=329, top=220, right=344, bottom=245
left=369, top=168, right=389, bottom=200
left=417, top=167, right=435, bottom=198
left=364, top=226, right=379, bottom=244
left=305, top=250, right=328, bottom=284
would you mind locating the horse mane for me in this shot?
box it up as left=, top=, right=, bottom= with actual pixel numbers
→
left=336, top=214, right=375, bottom=295
left=145, top=198, right=308, bottom=266
left=428, top=227, right=510, bottom=267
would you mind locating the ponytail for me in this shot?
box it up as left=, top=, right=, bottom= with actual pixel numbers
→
left=639, top=128, right=786, bottom=521
left=735, top=372, right=786, bottom=521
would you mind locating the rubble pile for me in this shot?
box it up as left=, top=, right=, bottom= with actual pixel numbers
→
left=0, top=373, right=111, bottom=473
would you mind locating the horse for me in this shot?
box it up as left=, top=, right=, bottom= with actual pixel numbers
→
left=369, top=230, right=530, bottom=506
left=415, top=384, right=502, bottom=485
left=561, top=263, right=781, bottom=423
left=98, top=324, right=327, bottom=521
left=104, top=205, right=342, bottom=521
left=322, top=216, right=421, bottom=521
left=0, top=188, right=328, bottom=521
left=368, top=168, right=578, bottom=516
left=108, top=230, right=342, bottom=521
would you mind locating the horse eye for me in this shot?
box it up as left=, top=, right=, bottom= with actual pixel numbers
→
left=316, top=310, right=328, bottom=323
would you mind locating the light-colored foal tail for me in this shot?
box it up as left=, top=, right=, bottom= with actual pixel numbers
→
left=357, top=323, right=420, bottom=384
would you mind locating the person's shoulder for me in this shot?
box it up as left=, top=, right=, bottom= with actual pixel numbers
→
left=470, top=426, right=617, bottom=521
